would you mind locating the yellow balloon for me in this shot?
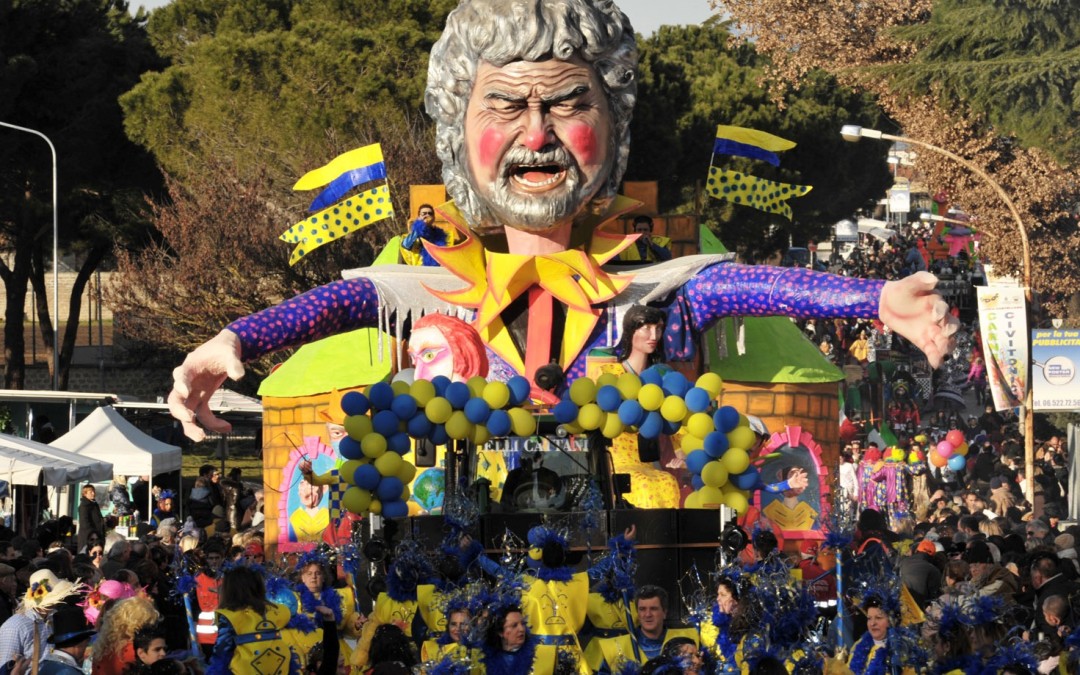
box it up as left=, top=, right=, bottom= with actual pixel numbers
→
left=482, top=381, right=511, bottom=409
left=470, top=424, right=491, bottom=445
left=409, top=380, right=436, bottom=407
left=466, top=376, right=488, bottom=398
left=562, top=421, right=584, bottom=436
left=722, top=491, right=749, bottom=513
left=344, top=414, right=373, bottom=441
left=681, top=434, right=704, bottom=452
left=391, top=380, right=411, bottom=397
left=369, top=498, right=382, bottom=515
left=698, top=486, right=725, bottom=508
left=341, top=487, right=372, bottom=514
left=396, top=462, right=417, bottom=484
left=596, top=372, right=619, bottom=389
left=509, top=408, right=537, bottom=436
left=684, top=491, right=704, bottom=509
left=915, top=434, right=928, bottom=444
left=702, top=460, right=729, bottom=488
left=955, top=442, right=969, bottom=456
left=425, top=397, right=453, bottom=423
left=569, top=378, right=598, bottom=406
left=601, top=413, right=625, bottom=439
left=726, top=426, right=757, bottom=451
left=374, top=451, right=402, bottom=477
left=722, top=447, right=750, bottom=474
left=578, top=403, right=604, bottom=431
left=617, top=373, right=643, bottom=400
left=637, top=383, right=664, bottom=411
left=686, top=412, right=714, bottom=439
left=340, top=460, right=364, bottom=485
left=445, top=411, right=473, bottom=440
left=695, top=372, right=724, bottom=398
left=400, top=485, right=411, bottom=502
left=361, top=433, right=387, bottom=459
left=660, top=395, right=688, bottom=423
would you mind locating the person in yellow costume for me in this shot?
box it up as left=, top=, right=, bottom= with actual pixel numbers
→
left=760, top=466, right=816, bottom=532
left=353, top=540, right=435, bottom=670
left=415, top=535, right=483, bottom=659
left=477, top=525, right=636, bottom=675
left=845, top=595, right=922, bottom=675
left=285, top=553, right=363, bottom=669
left=588, top=305, right=680, bottom=508
left=617, top=216, right=672, bottom=263
left=207, top=566, right=301, bottom=675
left=582, top=533, right=638, bottom=670
left=593, top=586, right=698, bottom=674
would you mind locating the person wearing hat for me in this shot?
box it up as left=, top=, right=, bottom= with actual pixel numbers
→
left=39, top=606, right=95, bottom=675
left=963, top=540, right=1018, bottom=604
left=899, top=540, right=941, bottom=610
left=0, top=569, right=85, bottom=666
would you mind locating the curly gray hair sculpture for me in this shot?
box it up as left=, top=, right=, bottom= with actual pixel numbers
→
left=425, top=0, right=638, bottom=234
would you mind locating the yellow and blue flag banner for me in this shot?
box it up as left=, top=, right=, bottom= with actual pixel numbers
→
left=713, top=125, right=796, bottom=167
left=705, top=167, right=812, bottom=220
left=282, top=144, right=394, bottom=264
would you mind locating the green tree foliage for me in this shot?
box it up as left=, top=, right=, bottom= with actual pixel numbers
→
left=889, top=0, right=1080, bottom=165
left=0, top=0, right=163, bottom=388
left=626, top=23, right=893, bottom=261
left=115, top=0, right=453, bottom=357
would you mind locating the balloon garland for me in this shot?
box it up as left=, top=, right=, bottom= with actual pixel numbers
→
left=334, top=367, right=752, bottom=517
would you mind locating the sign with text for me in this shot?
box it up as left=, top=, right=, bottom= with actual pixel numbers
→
left=976, top=287, right=1028, bottom=411
left=1032, top=328, right=1080, bottom=410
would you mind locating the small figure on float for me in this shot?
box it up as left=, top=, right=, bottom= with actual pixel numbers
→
left=168, top=0, right=958, bottom=444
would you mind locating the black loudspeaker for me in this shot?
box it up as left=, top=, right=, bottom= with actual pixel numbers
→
left=414, top=438, right=437, bottom=467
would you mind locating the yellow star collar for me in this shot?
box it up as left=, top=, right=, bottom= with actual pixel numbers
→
left=422, top=198, right=642, bottom=373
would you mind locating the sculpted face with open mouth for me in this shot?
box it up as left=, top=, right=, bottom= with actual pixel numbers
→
left=464, top=56, right=614, bottom=232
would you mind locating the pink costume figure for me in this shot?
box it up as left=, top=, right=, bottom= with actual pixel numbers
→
left=856, top=448, right=883, bottom=512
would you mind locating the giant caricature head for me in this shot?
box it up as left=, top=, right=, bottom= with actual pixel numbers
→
left=425, top=0, right=638, bottom=234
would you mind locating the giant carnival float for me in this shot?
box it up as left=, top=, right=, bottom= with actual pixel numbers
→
left=169, top=0, right=957, bottom=639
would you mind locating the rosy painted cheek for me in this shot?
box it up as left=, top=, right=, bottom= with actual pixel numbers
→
left=565, top=123, right=599, bottom=164
left=477, top=128, right=506, bottom=170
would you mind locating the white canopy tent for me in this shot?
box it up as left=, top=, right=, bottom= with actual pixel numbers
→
left=0, top=436, right=113, bottom=486
left=52, top=406, right=182, bottom=476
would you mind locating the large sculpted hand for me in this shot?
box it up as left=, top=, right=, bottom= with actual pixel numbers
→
left=879, top=271, right=959, bottom=368
left=167, top=330, right=245, bottom=441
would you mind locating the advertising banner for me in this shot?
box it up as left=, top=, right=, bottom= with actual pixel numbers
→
left=1032, top=328, right=1080, bottom=410
left=976, top=287, right=1028, bottom=411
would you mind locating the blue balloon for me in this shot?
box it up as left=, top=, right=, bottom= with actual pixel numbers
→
left=340, top=391, right=370, bottom=416
left=733, top=468, right=761, bottom=491
left=947, top=455, right=966, bottom=472
left=429, top=424, right=449, bottom=446
left=388, top=432, right=411, bottom=454
left=639, top=411, right=663, bottom=439
left=703, top=431, right=729, bottom=459
left=553, top=399, right=579, bottom=424
left=382, top=499, right=409, bottom=519
left=354, top=464, right=381, bottom=491
left=268, top=585, right=299, bottom=614
left=596, top=385, right=622, bottom=412
left=391, top=394, right=418, bottom=420
left=444, top=382, right=471, bottom=410
left=661, top=418, right=681, bottom=436
left=617, top=400, right=644, bottom=426
left=714, top=406, right=741, bottom=433
left=661, top=371, right=690, bottom=397
left=407, top=413, right=432, bottom=439
left=376, top=476, right=404, bottom=501
left=640, top=365, right=665, bottom=386
left=507, top=376, right=532, bottom=406
left=684, top=387, right=712, bottom=413
left=691, top=474, right=705, bottom=491
left=372, top=410, right=400, bottom=437
left=685, top=449, right=710, bottom=474
left=338, top=436, right=363, bottom=460
left=487, top=409, right=512, bottom=437
left=431, top=375, right=451, bottom=397
left=464, top=398, right=492, bottom=425
left=367, top=382, right=395, bottom=411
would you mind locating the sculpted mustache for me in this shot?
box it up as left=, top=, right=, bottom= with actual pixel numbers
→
left=499, top=146, right=575, bottom=174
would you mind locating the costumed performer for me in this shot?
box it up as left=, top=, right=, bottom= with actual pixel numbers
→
left=416, top=535, right=483, bottom=656
left=353, top=539, right=435, bottom=670
left=594, top=585, right=698, bottom=674
left=169, top=0, right=958, bottom=444
left=481, top=606, right=541, bottom=675
left=284, top=550, right=362, bottom=668
left=697, top=573, right=753, bottom=674
left=846, top=594, right=923, bottom=675
left=582, top=531, right=639, bottom=669
left=208, top=565, right=301, bottom=675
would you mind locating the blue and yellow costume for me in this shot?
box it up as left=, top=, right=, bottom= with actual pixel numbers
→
left=208, top=603, right=301, bottom=675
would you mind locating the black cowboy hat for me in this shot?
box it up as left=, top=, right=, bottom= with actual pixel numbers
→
left=49, top=606, right=95, bottom=648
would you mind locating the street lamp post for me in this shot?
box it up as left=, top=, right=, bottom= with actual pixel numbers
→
left=842, top=124, right=1035, bottom=501
left=0, top=121, right=60, bottom=390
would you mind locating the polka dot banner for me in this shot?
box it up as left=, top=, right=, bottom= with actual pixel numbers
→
left=706, top=166, right=812, bottom=221
left=280, top=183, right=394, bottom=265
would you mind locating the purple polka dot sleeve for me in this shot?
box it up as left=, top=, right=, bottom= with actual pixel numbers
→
left=684, top=263, right=885, bottom=330
left=226, top=278, right=381, bottom=362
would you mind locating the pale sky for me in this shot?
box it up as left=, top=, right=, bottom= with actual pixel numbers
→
left=131, top=0, right=717, bottom=36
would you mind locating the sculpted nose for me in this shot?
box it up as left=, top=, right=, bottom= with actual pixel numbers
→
left=522, top=108, right=551, bottom=151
